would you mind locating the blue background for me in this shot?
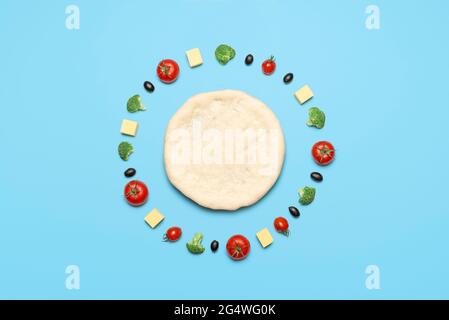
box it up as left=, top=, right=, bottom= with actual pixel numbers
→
left=1, top=0, right=448, bottom=299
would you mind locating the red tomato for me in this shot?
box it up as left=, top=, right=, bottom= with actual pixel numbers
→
left=226, top=235, right=251, bottom=261
left=312, top=141, right=336, bottom=166
left=156, top=59, right=179, bottom=84
left=163, top=227, right=182, bottom=242
left=124, top=180, right=149, bottom=207
left=262, top=56, right=276, bottom=75
left=274, top=217, right=290, bottom=236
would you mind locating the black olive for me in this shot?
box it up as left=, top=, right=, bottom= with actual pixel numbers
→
left=245, top=54, right=254, bottom=65
left=210, top=240, right=219, bottom=252
left=124, top=168, right=136, bottom=178
left=311, top=172, right=323, bottom=182
left=289, top=206, right=300, bottom=218
left=283, top=73, right=294, bottom=84
left=143, top=81, right=155, bottom=93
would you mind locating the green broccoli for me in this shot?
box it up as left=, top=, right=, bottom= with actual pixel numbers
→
left=118, top=141, right=133, bottom=161
left=215, top=44, right=236, bottom=65
left=307, top=107, right=325, bottom=129
left=298, top=186, right=316, bottom=205
left=186, top=232, right=205, bottom=254
left=127, top=95, right=145, bottom=113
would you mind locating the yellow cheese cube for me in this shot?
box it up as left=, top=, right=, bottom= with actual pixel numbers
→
left=186, top=48, right=203, bottom=68
left=256, top=228, right=273, bottom=248
left=144, top=209, right=165, bottom=229
left=120, top=119, right=138, bottom=137
left=294, top=85, right=314, bottom=104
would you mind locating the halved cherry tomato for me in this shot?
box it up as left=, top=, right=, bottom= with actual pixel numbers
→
left=163, top=227, right=182, bottom=242
left=312, top=141, right=335, bottom=166
left=226, top=235, right=251, bottom=261
left=124, top=180, right=149, bottom=207
left=156, top=59, right=179, bottom=84
left=274, top=217, right=290, bottom=236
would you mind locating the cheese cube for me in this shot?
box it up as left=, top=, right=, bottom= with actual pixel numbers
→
left=294, top=85, right=314, bottom=104
left=144, top=209, right=165, bottom=229
left=186, top=48, right=203, bottom=68
left=256, top=228, right=273, bottom=248
left=120, top=119, right=138, bottom=136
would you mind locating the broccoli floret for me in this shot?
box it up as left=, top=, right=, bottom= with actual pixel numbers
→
left=127, top=95, right=145, bottom=113
left=186, top=232, right=205, bottom=254
left=118, top=141, right=133, bottom=161
left=215, top=44, right=236, bottom=65
left=298, top=186, right=316, bottom=205
left=307, top=107, right=325, bottom=129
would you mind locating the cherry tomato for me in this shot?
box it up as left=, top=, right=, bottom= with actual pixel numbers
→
left=312, top=141, right=336, bottom=166
left=156, top=59, right=179, bottom=84
left=274, top=217, right=290, bottom=236
left=124, top=180, right=149, bottom=207
left=163, top=227, right=182, bottom=242
left=262, top=56, right=276, bottom=75
left=226, top=235, right=251, bottom=261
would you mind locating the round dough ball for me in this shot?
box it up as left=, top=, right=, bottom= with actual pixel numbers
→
left=164, top=90, right=285, bottom=211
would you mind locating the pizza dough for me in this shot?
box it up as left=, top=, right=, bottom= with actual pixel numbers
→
left=164, top=90, right=285, bottom=211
